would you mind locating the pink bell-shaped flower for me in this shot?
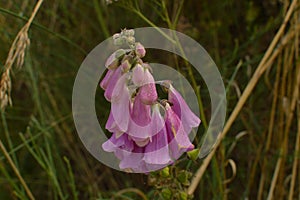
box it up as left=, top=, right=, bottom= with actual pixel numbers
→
left=126, top=94, right=164, bottom=140
left=168, top=85, right=201, bottom=134
left=165, top=103, right=194, bottom=160
left=144, top=120, right=172, bottom=168
left=110, top=73, right=131, bottom=132
left=102, top=132, right=134, bottom=161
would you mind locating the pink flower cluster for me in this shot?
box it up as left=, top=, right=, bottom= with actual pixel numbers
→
left=101, top=38, right=200, bottom=173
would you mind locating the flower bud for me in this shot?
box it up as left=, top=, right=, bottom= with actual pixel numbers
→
left=161, top=188, right=172, bottom=200
left=115, top=49, right=126, bottom=60
left=160, top=167, right=170, bottom=178
left=124, top=29, right=134, bottom=36
left=147, top=174, right=157, bottom=186
left=179, top=192, right=188, bottom=200
left=120, top=60, right=131, bottom=72
left=105, top=55, right=118, bottom=69
left=187, top=148, right=200, bottom=161
left=113, top=33, right=120, bottom=40
left=177, top=170, right=191, bottom=186
left=135, top=42, right=146, bottom=58
left=127, top=36, right=135, bottom=45
left=105, top=49, right=125, bottom=69
left=113, top=37, right=124, bottom=46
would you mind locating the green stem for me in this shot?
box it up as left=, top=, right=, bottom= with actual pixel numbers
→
left=1, top=111, right=19, bottom=167
left=172, top=0, right=185, bottom=29
left=132, top=9, right=176, bottom=44
left=160, top=0, right=208, bottom=129
left=93, top=0, right=110, bottom=38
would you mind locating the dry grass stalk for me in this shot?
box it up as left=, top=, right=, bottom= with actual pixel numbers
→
left=0, top=139, right=35, bottom=200
left=288, top=105, right=300, bottom=200
left=0, top=69, right=12, bottom=109
left=267, top=60, right=300, bottom=200
left=0, top=0, right=43, bottom=110
left=288, top=7, right=300, bottom=200
left=187, top=0, right=299, bottom=195
left=267, top=2, right=300, bottom=198
left=257, top=51, right=283, bottom=200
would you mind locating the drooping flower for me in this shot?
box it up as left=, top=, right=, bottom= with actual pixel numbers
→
left=165, top=103, right=195, bottom=160
left=144, top=131, right=172, bottom=171
left=126, top=91, right=151, bottom=141
left=120, top=60, right=131, bottom=72
left=168, top=85, right=201, bottom=134
left=100, top=30, right=201, bottom=173
left=102, top=132, right=134, bottom=160
left=105, top=110, right=123, bottom=138
left=110, top=73, right=131, bottom=132
left=127, top=101, right=164, bottom=141
left=144, top=107, right=173, bottom=169
left=102, top=132, right=147, bottom=172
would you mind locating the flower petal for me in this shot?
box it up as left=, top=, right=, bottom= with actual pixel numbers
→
left=126, top=92, right=152, bottom=139
left=110, top=73, right=131, bottom=132
left=104, top=67, right=122, bottom=101
left=100, top=69, right=115, bottom=90
left=165, top=104, right=194, bottom=160
left=139, top=72, right=157, bottom=105
left=132, top=64, right=145, bottom=86
left=119, top=145, right=146, bottom=172
left=105, top=110, right=124, bottom=137
left=134, top=137, right=150, bottom=147
left=102, top=133, right=134, bottom=160
left=127, top=98, right=164, bottom=140
left=168, top=85, right=201, bottom=134
left=144, top=125, right=172, bottom=165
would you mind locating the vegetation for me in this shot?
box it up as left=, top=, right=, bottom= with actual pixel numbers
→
left=0, top=0, right=299, bottom=199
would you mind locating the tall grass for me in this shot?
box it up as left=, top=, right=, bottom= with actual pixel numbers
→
left=0, top=0, right=299, bottom=199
